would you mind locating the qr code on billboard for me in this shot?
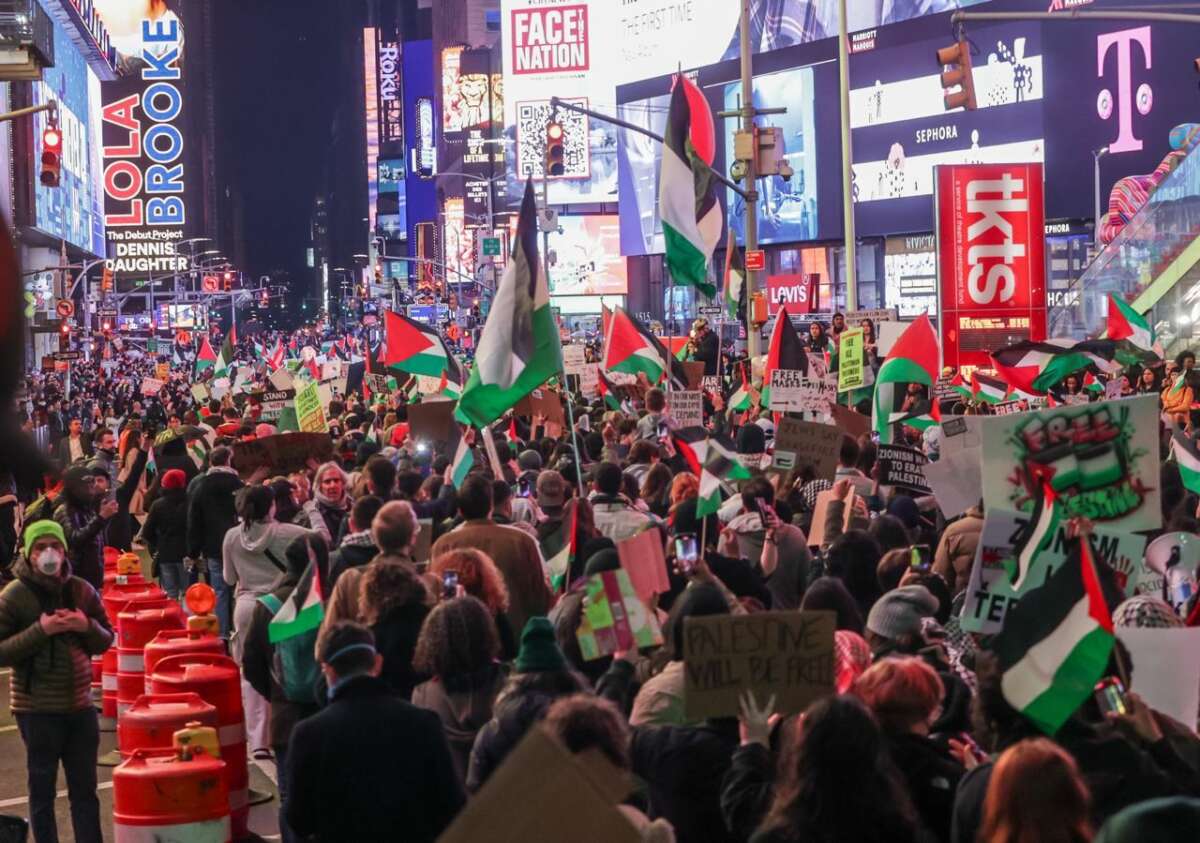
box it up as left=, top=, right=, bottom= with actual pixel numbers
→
left=516, top=98, right=589, bottom=179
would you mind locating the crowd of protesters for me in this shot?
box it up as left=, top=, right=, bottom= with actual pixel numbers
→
left=1, top=315, right=1199, bottom=843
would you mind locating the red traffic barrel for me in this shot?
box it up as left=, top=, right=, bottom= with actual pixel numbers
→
left=144, top=629, right=226, bottom=678
left=118, top=693, right=218, bottom=758
left=116, top=606, right=185, bottom=717
left=102, top=585, right=165, bottom=629
left=148, top=654, right=248, bottom=839
left=101, top=590, right=169, bottom=730
left=113, top=747, right=230, bottom=843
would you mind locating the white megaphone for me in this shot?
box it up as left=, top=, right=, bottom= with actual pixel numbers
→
left=1145, top=532, right=1200, bottom=612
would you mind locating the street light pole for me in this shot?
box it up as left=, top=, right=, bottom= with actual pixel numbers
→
left=838, top=0, right=858, bottom=312
left=739, top=0, right=761, bottom=359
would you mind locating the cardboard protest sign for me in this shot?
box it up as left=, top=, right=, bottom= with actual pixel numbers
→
left=837, top=329, right=864, bottom=392
left=771, top=418, right=841, bottom=479
left=669, top=391, right=704, bottom=429
left=806, top=483, right=857, bottom=549
left=1116, top=628, right=1200, bottom=730
left=190, top=384, right=209, bottom=404
left=257, top=389, right=295, bottom=422
left=959, top=508, right=1148, bottom=634
left=140, top=377, right=165, bottom=396
left=806, top=353, right=828, bottom=381
left=515, top=389, right=565, bottom=424
left=766, top=369, right=805, bottom=412
left=876, top=444, right=932, bottom=494
left=293, top=382, right=328, bottom=433
left=579, top=366, right=599, bottom=398
left=683, top=610, right=835, bottom=719
left=364, top=373, right=391, bottom=397
left=829, top=402, right=871, bottom=438
left=407, top=400, right=458, bottom=446
left=562, top=344, right=586, bottom=376
left=230, top=433, right=334, bottom=477
left=575, top=569, right=663, bottom=661
left=981, top=395, right=1161, bottom=533
left=922, top=448, right=982, bottom=519
left=268, top=367, right=295, bottom=392
left=616, top=529, right=670, bottom=605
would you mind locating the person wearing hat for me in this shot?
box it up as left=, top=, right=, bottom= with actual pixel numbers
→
left=865, top=584, right=939, bottom=657
left=466, top=616, right=590, bottom=793
left=689, top=318, right=720, bottom=375
left=285, top=621, right=464, bottom=843
left=137, top=468, right=191, bottom=600
left=0, top=520, right=113, bottom=843
left=50, top=464, right=120, bottom=591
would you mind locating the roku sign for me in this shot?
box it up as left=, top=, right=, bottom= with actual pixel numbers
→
left=102, top=19, right=185, bottom=228
left=511, top=5, right=589, bottom=74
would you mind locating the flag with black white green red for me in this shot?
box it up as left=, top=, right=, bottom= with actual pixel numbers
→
left=971, top=371, right=1013, bottom=405
left=761, top=306, right=809, bottom=409
left=1008, top=480, right=1062, bottom=591
left=729, top=374, right=754, bottom=412
left=195, top=336, right=217, bottom=375
left=214, top=326, right=237, bottom=378
left=697, top=435, right=751, bottom=518
left=383, top=309, right=455, bottom=379
left=949, top=372, right=972, bottom=400
left=602, top=307, right=684, bottom=387
left=994, top=537, right=1114, bottom=735
left=873, top=314, right=940, bottom=444
left=267, top=543, right=325, bottom=644
left=545, top=502, right=577, bottom=592
left=1082, top=372, right=1103, bottom=394
left=1107, top=293, right=1154, bottom=353
left=660, top=73, right=722, bottom=298
left=597, top=369, right=623, bottom=411
left=888, top=400, right=941, bottom=432
left=457, top=180, right=564, bottom=428
left=449, top=424, right=475, bottom=489
left=1171, top=430, right=1200, bottom=495
left=991, top=339, right=1124, bottom=396
left=672, top=426, right=709, bottom=477
left=724, top=225, right=746, bottom=321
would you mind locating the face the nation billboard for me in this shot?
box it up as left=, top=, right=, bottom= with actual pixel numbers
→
left=936, top=163, right=1046, bottom=371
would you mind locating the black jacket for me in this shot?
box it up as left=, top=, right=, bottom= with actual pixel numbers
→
left=631, top=718, right=740, bottom=843
left=142, top=440, right=200, bottom=510
left=285, top=674, right=463, bottom=842
left=371, top=601, right=430, bottom=701
left=187, top=469, right=243, bottom=560
left=54, top=435, right=92, bottom=467
left=884, top=732, right=964, bottom=843
left=102, top=448, right=148, bottom=552
left=52, top=490, right=109, bottom=591
left=140, top=487, right=190, bottom=570
left=327, top=541, right=378, bottom=589
left=695, top=330, right=720, bottom=376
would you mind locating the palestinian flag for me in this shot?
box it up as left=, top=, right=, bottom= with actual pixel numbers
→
left=267, top=549, right=325, bottom=644
left=729, top=375, right=754, bottom=412
left=457, top=180, right=563, bottom=428
left=449, top=425, right=475, bottom=488
left=672, top=427, right=709, bottom=477
left=991, top=339, right=1123, bottom=396
left=1082, top=372, right=1103, bottom=394
left=724, top=226, right=746, bottom=321
left=697, top=435, right=751, bottom=518
left=761, top=307, right=809, bottom=409
left=384, top=309, right=454, bottom=378
left=1170, top=430, right=1200, bottom=494
left=195, top=336, right=217, bottom=375
left=545, top=503, right=578, bottom=592
left=888, top=400, right=941, bottom=432
left=994, top=538, right=1114, bottom=735
left=1008, top=481, right=1062, bottom=591
left=266, top=340, right=285, bottom=372
left=659, top=73, right=722, bottom=298
left=1107, top=293, right=1154, bottom=352
left=949, top=373, right=972, bottom=400
left=603, top=307, right=682, bottom=387
left=1169, top=372, right=1188, bottom=396
left=597, top=369, right=623, bottom=411
left=972, top=371, right=1012, bottom=405
left=214, top=326, right=237, bottom=378
left=873, top=315, right=940, bottom=444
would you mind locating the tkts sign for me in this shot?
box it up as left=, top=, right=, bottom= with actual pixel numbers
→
left=935, top=163, right=1046, bottom=370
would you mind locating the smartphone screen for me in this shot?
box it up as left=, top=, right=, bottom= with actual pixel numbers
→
left=910, top=545, right=931, bottom=571
left=754, top=498, right=776, bottom=524
left=1094, top=676, right=1128, bottom=716
left=675, top=534, right=699, bottom=575
left=442, top=571, right=459, bottom=600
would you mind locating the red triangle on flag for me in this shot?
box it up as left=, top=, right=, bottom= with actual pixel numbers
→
left=384, top=310, right=437, bottom=365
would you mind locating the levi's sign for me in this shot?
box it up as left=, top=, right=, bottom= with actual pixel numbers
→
left=936, top=163, right=1046, bottom=370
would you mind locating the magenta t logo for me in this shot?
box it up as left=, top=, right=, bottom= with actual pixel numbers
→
left=1096, top=27, right=1153, bottom=153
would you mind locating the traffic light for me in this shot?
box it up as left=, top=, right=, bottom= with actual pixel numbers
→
left=223, top=271, right=233, bottom=291
left=40, top=124, right=62, bottom=187
left=545, top=122, right=565, bottom=176
left=100, top=265, right=114, bottom=295
left=259, top=289, right=270, bottom=308
left=58, top=320, right=70, bottom=352
left=937, top=39, right=976, bottom=111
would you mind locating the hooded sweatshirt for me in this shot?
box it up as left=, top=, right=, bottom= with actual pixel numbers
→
left=725, top=512, right=810, bottom=610
left=221, top=519, right=312, bottom=601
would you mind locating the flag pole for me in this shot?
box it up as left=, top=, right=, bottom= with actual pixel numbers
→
left=563, top=391, right=586, bottom=495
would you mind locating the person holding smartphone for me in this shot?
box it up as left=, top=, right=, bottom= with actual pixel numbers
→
left=723, top=478, right=812, bottom=610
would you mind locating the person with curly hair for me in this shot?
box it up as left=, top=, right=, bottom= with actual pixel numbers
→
left=429, top=547, right=516, bottom=660
left=411, top=596, right=507, bottom=784
left=358, top=560, right=432, bottom=700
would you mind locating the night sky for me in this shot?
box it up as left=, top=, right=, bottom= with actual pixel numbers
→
left=214, top=0, right=347, bottom=294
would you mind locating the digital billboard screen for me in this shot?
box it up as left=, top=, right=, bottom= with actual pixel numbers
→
left=378, top=158, right=407, bottom=241
left=548, top=215, right=627, bottom=296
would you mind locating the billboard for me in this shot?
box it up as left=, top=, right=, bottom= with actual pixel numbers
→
left=96, top=1, right=189, bottom=275
left=547, top=215, right=627, bottom=296
left=616, top=91, right=671, bottom=256
left=31, top=9, right=106, bottom=255
left=850, top=22, right=1044, bottom=237
left=440, top=46, right=503, bottom=221
left=365, top=28, right=380, bottom=237
left=936, top=162, right=1046, bottom=370
left=378, top=158, right=407, bottom=241
left=766, top=274, right=816, bottom=316
left=376, top=31, right=402, bottom=145
left=500, top=0, right=618, bottom=205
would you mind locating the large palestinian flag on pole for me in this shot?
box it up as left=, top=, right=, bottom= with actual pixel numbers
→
left=872, top=314, right=940, bottom=444
left=760, top=307, right=809, bottom=409
left=723, top=225, right=746, bottom=321
left=383, top=309, right=455, bottom=378
left=214, top=325, right=237, bottom=378
left=1008, top=480, right=1061, bottom=591
left=195, top=336, right=217, bottom=375
left=660, top=73, right=722, bottom=299
left=991, top=338, right=1126, bottom=395
left=1107, top=293, right=1154, bottom=352
left=994, top=538, right=1114, bottom=736
left=602, top=307, right=683, bottom=387
left=456, top=180, right=563, bottom=428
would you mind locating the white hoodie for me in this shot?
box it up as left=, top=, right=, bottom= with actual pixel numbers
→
left=221, top=520, right=311, bottom=600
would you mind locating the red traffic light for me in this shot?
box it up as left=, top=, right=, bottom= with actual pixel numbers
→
left=40, top=126, right=62, bottom=188
left=937, top=39, right=977, bottom=112
left=545, top=122, right=566, bottom=177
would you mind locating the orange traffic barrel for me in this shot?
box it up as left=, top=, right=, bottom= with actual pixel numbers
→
left=102, top=590, right=175, bottom=724
left=119, top=693, right=218, bottom=758
left=102, top=584, right=165, bottom=629
left=116, top=607, right=186, bottom=717
left=113, top=746, right=230, bottom=843
left=144, top=629, right=226, bottom=677
left=148, top=654, right=248, bottom=839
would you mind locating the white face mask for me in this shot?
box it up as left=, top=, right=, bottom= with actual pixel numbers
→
left=35, top=548, right=63, bottom=577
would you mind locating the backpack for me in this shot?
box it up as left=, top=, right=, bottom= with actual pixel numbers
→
left=257, top=593, right=322, bottom=705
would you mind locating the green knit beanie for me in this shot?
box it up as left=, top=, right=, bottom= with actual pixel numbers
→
left=514, top=616, right=567, bottom=673
left=23, top=520, right=66, bottom=559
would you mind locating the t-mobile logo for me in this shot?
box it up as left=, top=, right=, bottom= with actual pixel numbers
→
left=1096, top=27, right=1153, bottom=153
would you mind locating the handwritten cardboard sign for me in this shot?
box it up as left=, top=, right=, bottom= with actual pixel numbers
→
left=837, top=328, right=864, bottom=392
left=771, top=418, right=842, bottom=479
left=670, top=390, right=704, bottom=429
left=829, top=402, right=871, bottom=438
left=257, top=389, right=295, bottom=422
left=562, top=344, right=586, bottom=376
left=140, top=377, right=165, bottom=397
left=515, top=389, right=565, bottom=424
left=231, top=433, right=334, bottom=477
left=766, top=369, right=806, bottom=412
left=683, top=610, right=835, bottom=719
left=293, top=382, right=328, bottom=433
left=876, top=443, right=932, bottom=494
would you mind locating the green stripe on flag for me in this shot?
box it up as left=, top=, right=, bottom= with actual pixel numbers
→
left=1018, top=625, right=1114, bottom=736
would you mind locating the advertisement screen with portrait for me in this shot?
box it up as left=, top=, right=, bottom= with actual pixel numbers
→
left=849, top=20, right=1044, bottom=237
left=548, top=215, right=627, bottom=296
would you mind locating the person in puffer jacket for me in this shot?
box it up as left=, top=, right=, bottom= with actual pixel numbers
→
left=0, top=519, right=113, bottom=843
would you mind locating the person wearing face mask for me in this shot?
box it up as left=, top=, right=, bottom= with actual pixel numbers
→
left=295, top=462, right=350, bottom=546
left=51, top=465, right=120, bottom=591
left=222, top=485, right=312, bottom=760
left=0, top=520, right=114, bottom=843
